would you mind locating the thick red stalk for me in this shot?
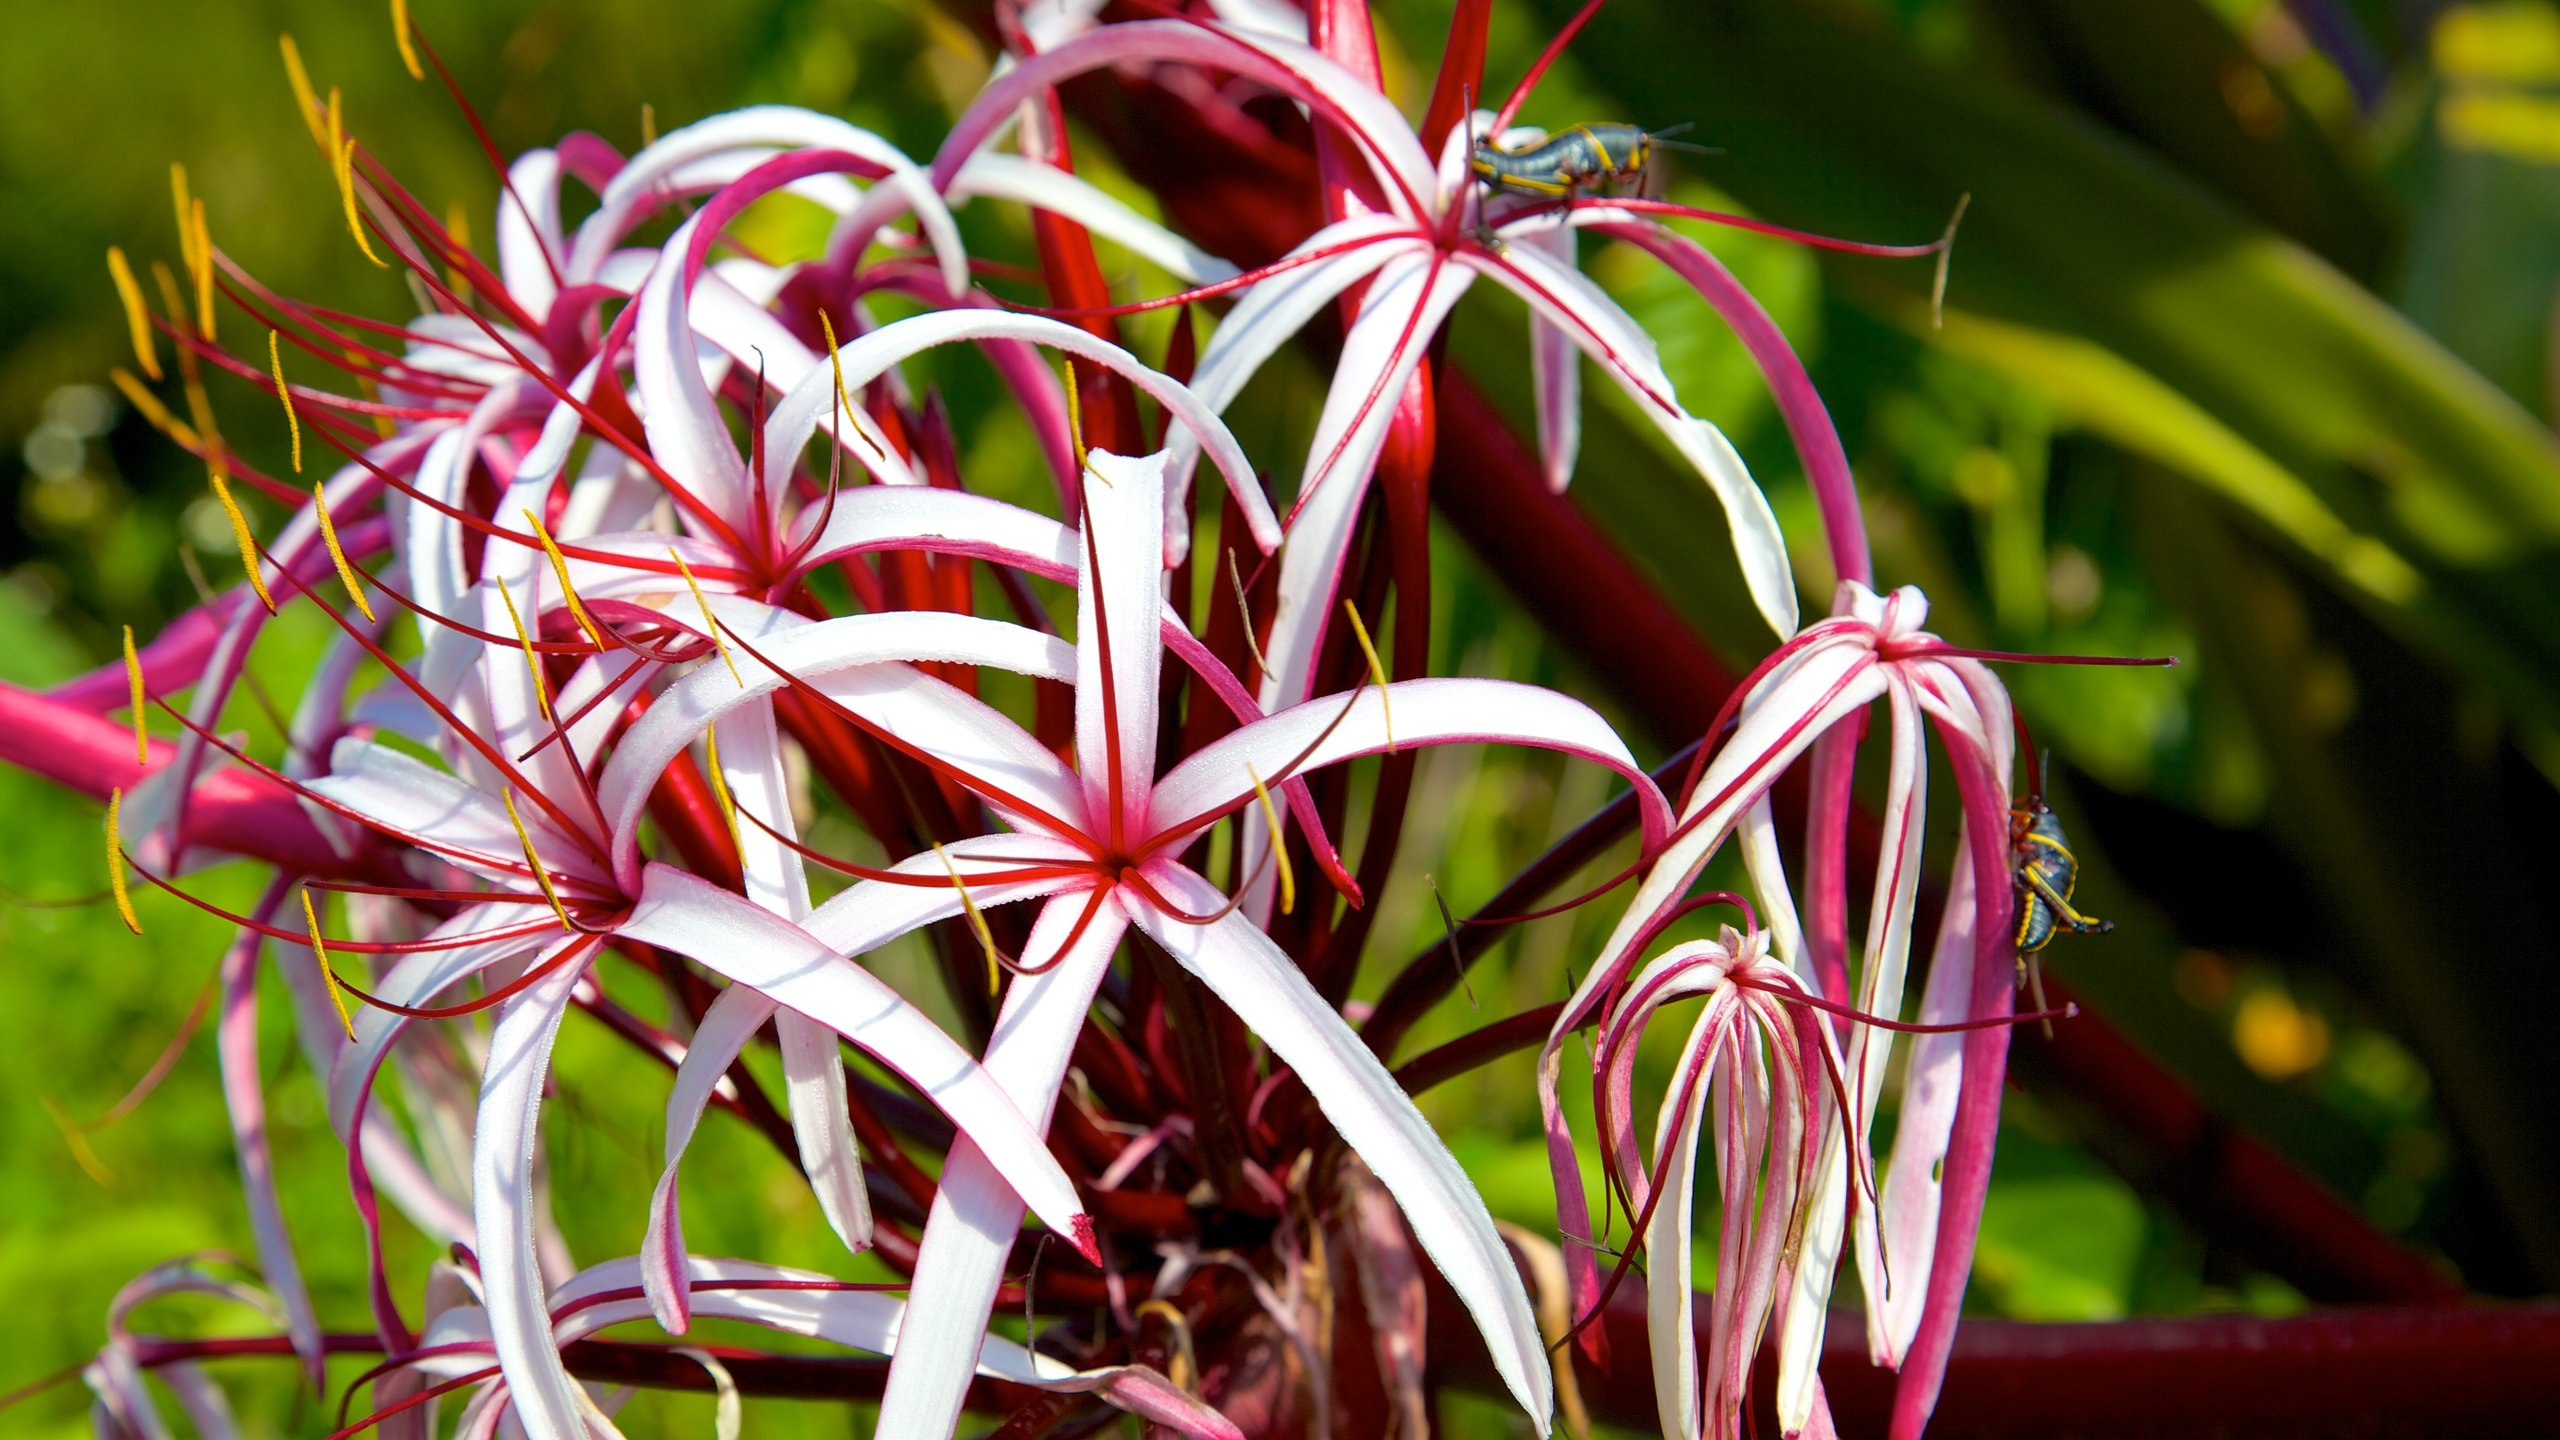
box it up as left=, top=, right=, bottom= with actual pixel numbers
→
left=1420, top=1248, right=2560, bottom=1438
left=0, top=684, right=354, bottom=879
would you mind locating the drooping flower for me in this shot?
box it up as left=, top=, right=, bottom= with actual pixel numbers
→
left=1545, top=580, right=2043, bottom=1438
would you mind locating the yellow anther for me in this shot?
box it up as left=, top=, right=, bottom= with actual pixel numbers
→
left=280, top=35, right=329, bottom=152
left=1061, top=359, right=1091, bottom=476
left=502, top=788, right=577, bottom=932
left=338, top=136, right=390, bottom=268
left=328, top=90, right=390, bottom=270
left=495, top=578, right=554, bottom=722
left=314, top=483, right=377, bottom=622
left=523, top=509, right=607, bottom=650
left=208, top=474, right=276, bottom=615
left=107, top=248, right=161, bottom=380
left=106, top=789, right=142, bottom=935
left=123, top=626, right=148, bottom=766
left=669, top=548, right=742, bottom=686
left=442, top=198, right=471, bottom=300
left=108, top=369, right=198, bottom=450
left=1340, top=600, right=1392, bottom=752
left=932, top=840, right=1004, bottom=996
left=1133, top=1300, right=1199, bottom=1393
left=189, top=197, right=216, bottom=341
left=640, top=101, right=658, bottom=148
left=169, top=163, right=193, bottom=267
left=701, top=722, right=741, bottom=848
left=817, top=307, right=857, bottom=444
left=1225, top=548, right=1271, bottom=680
left=1245, top=762, right=1295, bottom=916
left=268, top=330, right=302, bottom=473
left=150, top=258, right=231, bottom=484
left=42, top=1096, right=115, bottom=1189
left=302, top=887, right=358, bottom=1041
left=390, top=0, right=425, bottom=80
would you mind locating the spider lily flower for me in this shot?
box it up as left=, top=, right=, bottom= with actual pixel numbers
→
left=605, top=439, right=1675, bottom=1439
left=1544, top=580, right=2025, bottom=1438
left=936, top=17, right=1950, bottom=714
left=1579, top=923, right=1865, bottom=1440
left=210, top=579, right=1094, bottom=1440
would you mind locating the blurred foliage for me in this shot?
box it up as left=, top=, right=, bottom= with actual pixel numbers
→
left=4, top=0, right=2557, bottom=1435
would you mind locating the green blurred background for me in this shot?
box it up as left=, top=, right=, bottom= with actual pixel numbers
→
left=7, top=0, right=2559, bottom=1434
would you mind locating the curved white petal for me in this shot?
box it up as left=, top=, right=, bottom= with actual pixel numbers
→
left=1147, top=677, right=1670, bottom=850
left=1562, top=636, right=1887, bottom=1032
left=620, top=865, right=1091, bottom=1246
left=951, top=152, right=1237, bottom=285
left=937, top=21, right=1434, bottom=222
left=472, top=956, right=602, bottom=1440
left=761, top=309, right=1277, bottom=550
left=789, top=484, right=1080, bottom=580
left=1131, top=864, right=1553, bottom=1430
left=535, top=1254, right=1245, bottom=1437
left=596, top=611, right=1078, bottom=883
left=718, top=704, right=873, bottom=1267
left=497, top=148, right=565, bottom=317
left=1463, top=242, right=1797, bottom=638
left=1075, top=449, right=1168, bottom=843
left=406, top=380, right=534, bottom=622
left=575, top=106, right=962, bottom=295
left=1259, top=251, right=1474, bottom=709
left=307, top=738, right=606, bottom=890
left=642, top=836, right=1087, bottom=1329
left=1871, top=841, right=1977, bottom=1365
left=1162, top=215, right=1421, bottom=498
left=875, top=893, right=1131, bottom=1440
left=632, top=213, right=753, bottom=532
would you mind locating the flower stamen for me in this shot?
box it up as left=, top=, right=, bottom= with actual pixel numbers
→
left=524, top=508, right=607, bottom=650
left=301, top=886, right=359, bottom=1040
left=279, top=36, right=329, bottom=151
left=501, top=788, right=577, bottom=932
left=389, top=0, right=425, bottom=81
left=267, top=330, right=303, bottom=472
left=122, top=626, right=147, bottom=766
left=494, top=579, right=555, bottom=722
left=329, top=93, right=391, bottom=269
left=1341, top=599, right=1392, bottom=751
left=207, top=474, right=276, bottom=614
left=106, top=248, right=160, bottom=380
left=933, top=840, right=1004, bottom=997
left=313, top=482, right=377, bottom=622
left=106, top=789, right=141, bottom=935
left=668, top=547, right=742, bottom=686
left=1246, top=762, right=1295, bottom=916
left=700, top=722, right=741, bottom=850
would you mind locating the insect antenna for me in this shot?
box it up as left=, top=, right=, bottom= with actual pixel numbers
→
left=1648, top=137, right=1723, bottom=156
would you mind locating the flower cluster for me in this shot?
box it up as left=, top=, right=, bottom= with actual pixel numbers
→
left=24, top=6, right=2068, bottom=1440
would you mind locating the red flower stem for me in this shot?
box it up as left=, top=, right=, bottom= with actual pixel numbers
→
left=0, top=683, right=357, bottom=879
left=1392, top=1002, right=1569, bottom=1096
left=1424, top=1245, right=2560, bottom=1438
